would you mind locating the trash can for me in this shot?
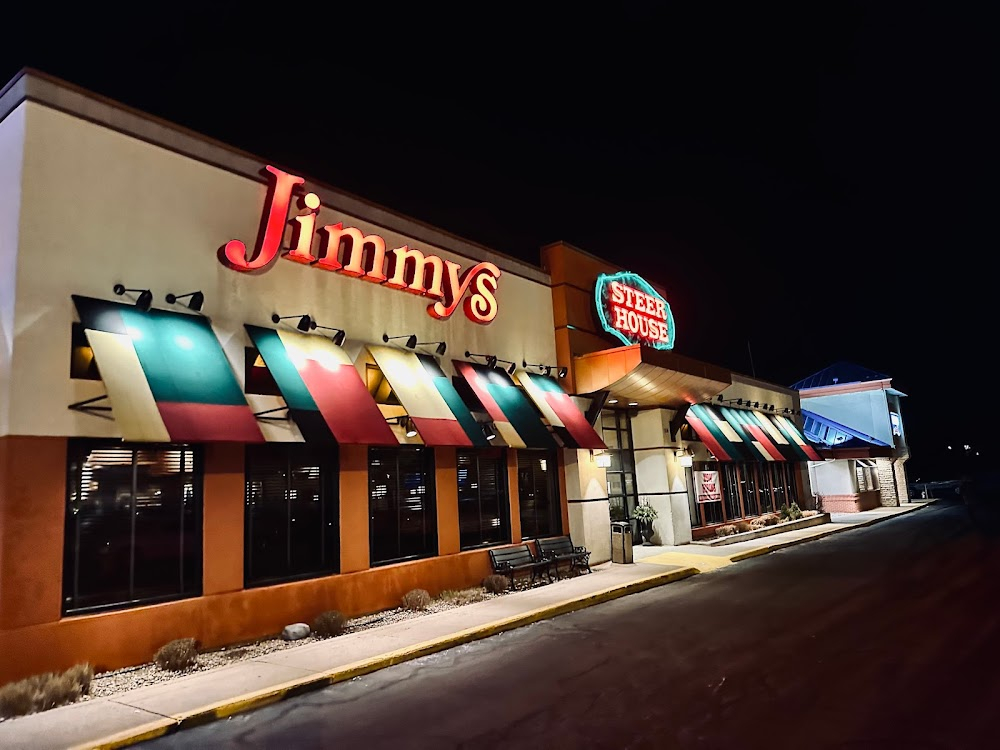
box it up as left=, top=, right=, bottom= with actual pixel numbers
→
left=611, top=521, right=633, bottom=564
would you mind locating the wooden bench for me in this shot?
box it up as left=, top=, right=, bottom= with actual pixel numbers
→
left=535, top=535, right=592, bottom=579
left=488, top=543, right=553, bottom=591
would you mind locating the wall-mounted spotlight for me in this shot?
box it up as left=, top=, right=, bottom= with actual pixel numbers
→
left=495, top=358, right=518, bottom=375
left=522, top=360, right=567, bottom=378
left=113, top=283, right=152, bottom=312
left=389, top=416, right=418, bottom=437
left=165, top=290, right=205, bottom=312
left=414, top=340, right=447, bottom=356
left=272, top=313, right=315, bottom=332
left=465, top=351, right=510, bottom=372
left=383, top=333, right=418, bottom=349
left=313, top=323, right=347, bottom=346
left=482, top=422, right=497, bottom=441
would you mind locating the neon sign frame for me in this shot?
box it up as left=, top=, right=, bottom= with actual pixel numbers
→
left=594, top=271, right=675, bottom=351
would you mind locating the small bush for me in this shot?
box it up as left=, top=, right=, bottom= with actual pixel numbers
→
left=716, top=524, right=737, bottom=537
left=0, top=663, right=93, bottom=718
left=482, top=574, right=510, bottom=594
left=760, top=513, right=781, bottom=526
left=312, top=610, right=346, bottom=638
left=154, top=637, right=199, bottom=672
left=734, top=521, right=751, bottom=534
left=788, top=502, right=803, bottom=520
left=63, top=663, right=93, bottom=696
left=401, top=588, right=432, bottom=611
left=437, top=588, right=488, bottom=606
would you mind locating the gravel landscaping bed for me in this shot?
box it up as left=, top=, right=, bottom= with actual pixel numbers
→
left=84, top=593, right=506, bottom=700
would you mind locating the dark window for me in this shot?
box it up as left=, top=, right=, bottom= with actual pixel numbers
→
left=369, top=447, right=436, bottom=565
left=517, top=449, right=560, bottom=539
left=63, top=440, right=201, bottom=614
left=601, top=409, right=639, bottom=524
left=244, top=444, right=339, bottom=587
left=457, top=448, right=510, bottom=550
left=70, top=322, right=101, bottom=380
left=244, top=347, right=282, bottom=396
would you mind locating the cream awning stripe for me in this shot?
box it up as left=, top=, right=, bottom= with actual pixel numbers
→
left=85, top=330, right=170, bottom=442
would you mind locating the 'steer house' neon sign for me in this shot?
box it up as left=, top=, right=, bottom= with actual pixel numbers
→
left=595, top=271, right=675, bottom=350
left=222, top=166, right=501, bottom=324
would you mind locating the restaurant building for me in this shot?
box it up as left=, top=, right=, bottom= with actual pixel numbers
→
left=0, top=70, right=606, bottom=682
left=0, top=69, right=821, bottom=683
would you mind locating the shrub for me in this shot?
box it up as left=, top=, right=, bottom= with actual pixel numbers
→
left=437, top=588, right=487, bottom=606
left=788, top=502, right=803, bottom=520
left=312, top=610, right=346, bottom=638
left=153, top=637, right=199, bottom=672
left=734, top=521, right=751, bottom=533
left=63, top=663, right=93, bottom=696
left=401, top=588, right=432, bottom=611
left=716, top=524, right=737, bottom=537
left=482, top=574, right=510, bottom=594
left=0, top=663, right=93, bottom=718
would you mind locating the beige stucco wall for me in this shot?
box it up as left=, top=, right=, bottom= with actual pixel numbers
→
left=0, top=105, right=25, bottom=437
left=6, top=101, right=556, bottom=439
left=564, top=448, right=611, bottom=563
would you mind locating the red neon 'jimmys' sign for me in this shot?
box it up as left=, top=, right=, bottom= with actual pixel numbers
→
left=222, top=166, right=501, bottom=324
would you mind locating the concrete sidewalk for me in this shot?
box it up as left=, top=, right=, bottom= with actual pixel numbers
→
left=0, top=500, right=930, bottom=750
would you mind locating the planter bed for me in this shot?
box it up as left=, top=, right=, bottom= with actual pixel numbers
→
left=693, top=512, right=832, bottom=546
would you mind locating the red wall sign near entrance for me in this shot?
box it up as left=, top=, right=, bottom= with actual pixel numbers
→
left=221, top=166, right=501, bottom=324
left=594, top=271, right=675, bottom=349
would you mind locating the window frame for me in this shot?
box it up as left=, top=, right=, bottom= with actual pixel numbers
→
left=368, top=446, right=438, bottom=566
left=243, top=443, right=340, bottom=588
left=62, top=438, right=203, bottom=616
left=456, top=447, right=511, bottom=550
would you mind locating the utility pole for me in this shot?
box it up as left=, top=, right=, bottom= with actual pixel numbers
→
left=747, top=339, right=756, bottom=378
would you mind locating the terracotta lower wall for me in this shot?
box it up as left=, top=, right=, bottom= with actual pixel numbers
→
left=0, top=549, right=494, bottom=683
left=0, top=438, right=530, bottom=683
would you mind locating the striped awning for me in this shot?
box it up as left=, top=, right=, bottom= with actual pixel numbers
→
left=685, top=403, right=822, bottom=462
left=245, top=325, right=397, bottom=445
left=453, top=361, right=558, bottom=449
left=365, top=345, right=487, bottom=447
left=73, top=296, right=263, bottom=443
left=513, top=371, right=607, bottom=450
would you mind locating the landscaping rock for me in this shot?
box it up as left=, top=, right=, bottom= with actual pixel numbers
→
left=281, top=623, right=311, bottom=641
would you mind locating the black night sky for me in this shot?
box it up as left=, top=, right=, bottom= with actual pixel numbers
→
left=3, top=3, right=994, bottom=481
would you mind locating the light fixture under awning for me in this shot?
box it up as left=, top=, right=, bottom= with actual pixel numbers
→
left=72, top=295, right=264, bottom=443
left=245, top=325, right=397, bottom=445
left=365, top=345, right=487, bottom=447
left=513, top=370, right=607, bottom=450
left=453, top=360, right=558, bottom=449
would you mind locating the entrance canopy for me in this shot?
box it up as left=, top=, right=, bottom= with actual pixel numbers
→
left=573, top=345, right=731, bottom=409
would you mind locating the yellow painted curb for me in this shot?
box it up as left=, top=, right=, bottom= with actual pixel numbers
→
left=80, top=566, right=699, bottom=749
